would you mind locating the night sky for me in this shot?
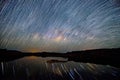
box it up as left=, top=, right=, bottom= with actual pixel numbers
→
left=0, top=0, right=120, bottom=52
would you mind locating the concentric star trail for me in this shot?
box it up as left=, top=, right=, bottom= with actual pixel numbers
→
left=0, top=0, right=120, bottom=52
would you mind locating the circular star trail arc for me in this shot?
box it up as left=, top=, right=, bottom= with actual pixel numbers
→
left=0, top=0, right=120, bottom=52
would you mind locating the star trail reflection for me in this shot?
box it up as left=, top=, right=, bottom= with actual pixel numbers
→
left=0, top=57, right=120, bottom=80
left=0, top=0, right=120, bottom=52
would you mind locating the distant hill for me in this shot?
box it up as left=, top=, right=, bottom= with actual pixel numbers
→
left=66, top=48, right=120, bottom=67
left=0, top=48, right=120, bottom=68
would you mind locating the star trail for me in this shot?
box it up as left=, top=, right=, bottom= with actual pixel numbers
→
left=0, top=0, right=120, bottom=52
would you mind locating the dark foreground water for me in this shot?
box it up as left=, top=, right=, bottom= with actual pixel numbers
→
left=0, top=56, right=120, bottom=80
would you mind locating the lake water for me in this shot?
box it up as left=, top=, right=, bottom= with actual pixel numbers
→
left=0, top=56, right=120, bottom=80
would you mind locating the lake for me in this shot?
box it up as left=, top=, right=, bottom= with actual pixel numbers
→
left=0, top=56, right=120, bottom=80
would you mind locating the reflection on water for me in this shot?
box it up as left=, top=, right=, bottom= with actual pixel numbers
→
left=0, top=56, right=120, bottom=80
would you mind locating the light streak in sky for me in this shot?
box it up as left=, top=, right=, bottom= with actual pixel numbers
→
left=0, top=0, right=120, bottom=52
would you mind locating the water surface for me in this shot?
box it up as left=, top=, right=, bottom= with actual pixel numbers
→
left=0, top=56, right=120, bottom=80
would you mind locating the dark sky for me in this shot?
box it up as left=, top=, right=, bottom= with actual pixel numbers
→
left=0, top=0, right=120, bottom=52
